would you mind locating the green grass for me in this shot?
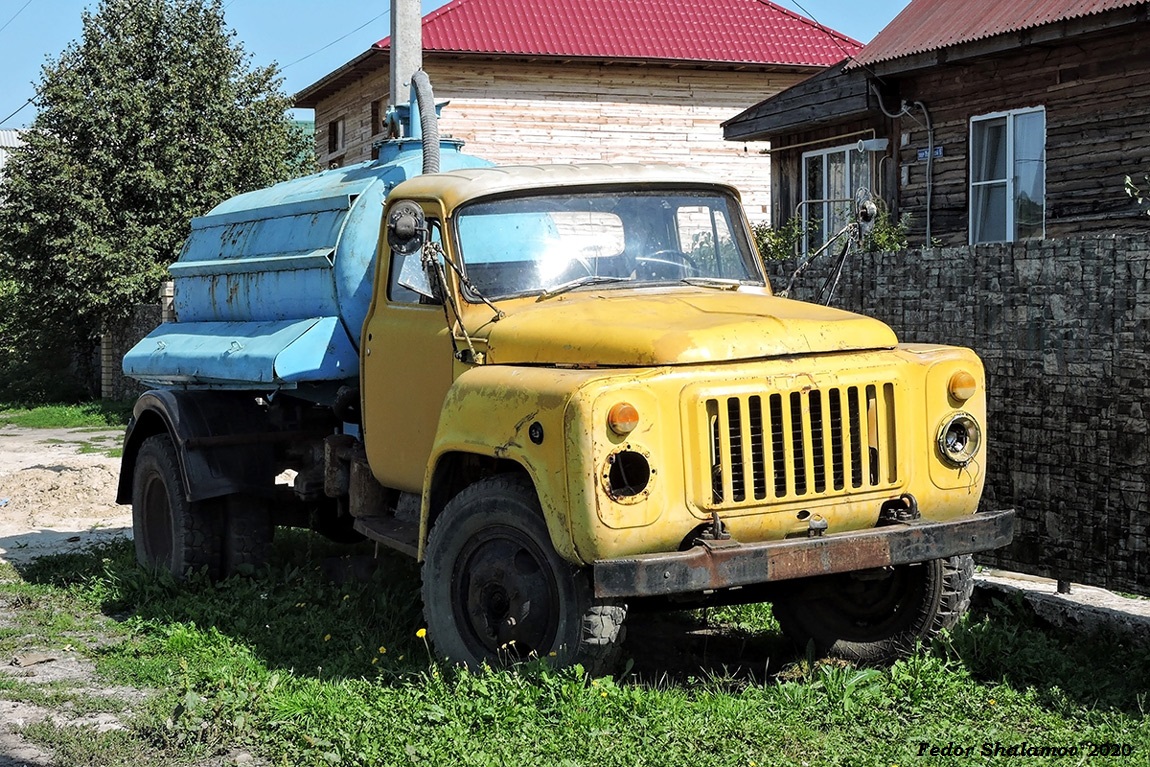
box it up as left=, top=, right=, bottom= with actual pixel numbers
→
left=0, top=400, right=133, bottom=429
left=1, top=540, right=1147, bottom=767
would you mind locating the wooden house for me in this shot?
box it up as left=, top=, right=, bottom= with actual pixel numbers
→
left=723, top=0, right=1150, bottom=245
left=0, top=129, right=23, bottom=177
left=294, top=0, right=860, bottom=222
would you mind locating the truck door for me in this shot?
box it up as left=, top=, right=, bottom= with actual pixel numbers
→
left=362, top=218, right=455, bottom=493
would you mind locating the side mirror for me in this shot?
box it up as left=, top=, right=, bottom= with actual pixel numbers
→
left=397, top=249, right=438, bottom=300
left=388, top=200, right=437, bottom=300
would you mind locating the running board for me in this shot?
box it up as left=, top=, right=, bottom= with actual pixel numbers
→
left=353, top=515, right=419, bottom=559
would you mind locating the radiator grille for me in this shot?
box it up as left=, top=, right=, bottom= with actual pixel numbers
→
left=705, top=383, right=898, bottom=507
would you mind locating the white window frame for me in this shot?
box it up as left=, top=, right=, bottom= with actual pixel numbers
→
left=800, top=143, right=871, bottom=254
left=969, top=106, right=1046, bottom=244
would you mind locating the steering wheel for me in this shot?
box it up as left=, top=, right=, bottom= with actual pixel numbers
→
left=634, top=249, right=701, bottom=280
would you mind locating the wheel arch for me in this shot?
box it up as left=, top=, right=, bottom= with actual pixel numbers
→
left=116, top=390, right=274, bottom=506
left=419, top=449, right=578, bottom=565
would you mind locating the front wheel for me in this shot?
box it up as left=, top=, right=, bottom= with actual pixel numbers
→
left=421, top=475, right=626, bottom=675
left=772, top=555, right=974, bottom=663
left=131, top=434, right=221, bottom=579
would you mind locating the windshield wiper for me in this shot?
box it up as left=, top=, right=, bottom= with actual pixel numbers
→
left=537, top=275, right=632, bottom=301
left=679, top=277, right=754, bottom=290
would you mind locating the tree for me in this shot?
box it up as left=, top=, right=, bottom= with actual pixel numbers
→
left=0, top=0, right=314, bottom=399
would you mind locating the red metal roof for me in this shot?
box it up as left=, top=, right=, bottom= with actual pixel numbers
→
left=375, top=0, right=860, bottom=68
left=853, top=0, right=1144, bottom=67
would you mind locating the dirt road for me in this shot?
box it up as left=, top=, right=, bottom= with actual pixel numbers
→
left=0, top=425, right=130, bottom=566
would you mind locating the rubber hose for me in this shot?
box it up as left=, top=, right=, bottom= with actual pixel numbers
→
left=411, top=70, right=440, bottom=174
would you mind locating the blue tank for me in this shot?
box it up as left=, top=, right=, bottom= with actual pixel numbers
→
left=123, top=138, right=491, bottom=394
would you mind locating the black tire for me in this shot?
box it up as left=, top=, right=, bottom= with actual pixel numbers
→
left=221, top=495, right=273, bottom=576
left=773, top=554, right=974, bottom=663
left=421, top=475, right=627, bottom=676
left=131, top=434, right=221, bottom=580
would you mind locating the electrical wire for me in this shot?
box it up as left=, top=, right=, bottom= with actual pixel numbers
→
left=0, top=0, right=38, bottom=124
left=280, top=8, right=391, bottom=70
left=776, top=0, right=862, bottom=63
left=0, top=0, right=161, bottom=127
left=0, top=0, right=33, bottom=37
left=761, top=0, right=889, bottom=84
left=1, top=0, right=314, bottom=128
left=0, top=0, right=34, bottom=37
left=0, top=97, right=34, bottom=128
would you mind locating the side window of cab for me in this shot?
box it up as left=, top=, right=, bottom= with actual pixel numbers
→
left=387, top=218, right=443, bottom=304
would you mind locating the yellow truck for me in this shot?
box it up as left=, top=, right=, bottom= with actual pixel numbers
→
left=120, top=115, right=1012, bottom=674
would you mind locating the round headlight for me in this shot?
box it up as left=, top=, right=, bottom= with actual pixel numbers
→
left=936, top=412, right=981, bottom=467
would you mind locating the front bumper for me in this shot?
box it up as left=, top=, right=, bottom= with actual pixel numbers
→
left=592, top=509, right=1015, bottom=599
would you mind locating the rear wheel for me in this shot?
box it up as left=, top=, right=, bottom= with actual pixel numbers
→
left=131, top=434, right=221, bottom=579
left=221, top=495, right=273, bottom=576
left=421, top=475, right=626, bottom=675
left=773, top=555, right=974, bottom=662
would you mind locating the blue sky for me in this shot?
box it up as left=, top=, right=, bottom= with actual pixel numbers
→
left=0, top=0, right=910, bottom=129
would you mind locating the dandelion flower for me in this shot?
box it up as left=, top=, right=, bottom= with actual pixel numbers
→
left=989, top=698, right=997, bottom=706
left=600, top=691, right=607, bottom=698
left=416, top=628, right=427, bottom=639
left=324, top=634, right=332, bottom=642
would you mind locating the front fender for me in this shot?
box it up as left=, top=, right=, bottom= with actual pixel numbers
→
left=421, top=366, right=608, bottom=563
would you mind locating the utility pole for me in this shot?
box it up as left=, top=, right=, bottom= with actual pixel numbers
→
left=389, top=0, right=423, bottom=112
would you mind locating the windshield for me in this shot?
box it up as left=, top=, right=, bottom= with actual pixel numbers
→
left=454, top=189, right=763, bottom=300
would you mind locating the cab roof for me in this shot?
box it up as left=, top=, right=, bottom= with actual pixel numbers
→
left=389, top=163, right=741, bottom=211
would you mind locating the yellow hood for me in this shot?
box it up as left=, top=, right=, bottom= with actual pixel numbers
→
left=482, top=289, right=898, bottom=366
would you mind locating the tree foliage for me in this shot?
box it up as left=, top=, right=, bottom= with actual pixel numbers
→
left=0, top=0, right=314, bottom=399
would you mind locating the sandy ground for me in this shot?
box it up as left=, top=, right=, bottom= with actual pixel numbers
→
left=0, top=425, right=131, bottom=566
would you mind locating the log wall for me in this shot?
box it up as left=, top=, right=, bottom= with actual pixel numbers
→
left=310, top=59, right=811, bottom=223
left=896, top=23, right=1150, bottom=245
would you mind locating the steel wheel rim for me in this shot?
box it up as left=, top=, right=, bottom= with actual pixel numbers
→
left=810, top=565, right=927, bottom=642
left=451, top=524, right=561, bottom=661
left=141, top=471, right=173, bottom=565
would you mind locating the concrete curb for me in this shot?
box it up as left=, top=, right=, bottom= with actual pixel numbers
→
left=973, top=569, right=1150, bottom=647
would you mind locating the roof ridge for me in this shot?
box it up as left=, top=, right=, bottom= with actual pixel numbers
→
left=367, top=0, right=860, bottom=69
left=420, top=0, right=474, bottom=26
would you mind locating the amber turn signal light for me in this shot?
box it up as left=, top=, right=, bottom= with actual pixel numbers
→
left=607, top=402, right=640, bottom=435
left=948, top=370, right=977, bottom=402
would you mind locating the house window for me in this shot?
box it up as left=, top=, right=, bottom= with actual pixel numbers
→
left=327, top=117, right=346, bottom=154
left=371, top=100, right=384, bottom=136
left=969, top=107, right=1045, bottom=243
left=801, top=144, right=871, bottom=253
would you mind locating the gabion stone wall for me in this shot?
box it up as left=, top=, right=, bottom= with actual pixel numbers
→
left=767, top=235, right=1149, bottom=596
